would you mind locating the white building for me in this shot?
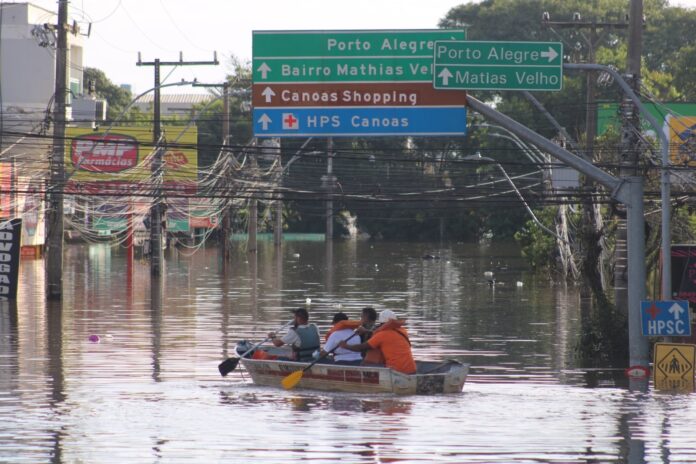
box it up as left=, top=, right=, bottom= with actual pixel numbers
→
left=0, top=2, right=85, bottom=253
left=0, top=2, right=85, bottom=130
left=133, top=93, right=213, bottom=118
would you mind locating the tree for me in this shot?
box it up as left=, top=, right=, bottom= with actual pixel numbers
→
left=82, top=67, right=137, bottom=121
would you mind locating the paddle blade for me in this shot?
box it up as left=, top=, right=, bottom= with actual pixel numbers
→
left=281, top=370, right=304, bottom=390
left=218, top=357, right=240, bottom=377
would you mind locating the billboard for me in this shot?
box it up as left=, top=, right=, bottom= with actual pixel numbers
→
left=665, top=115, right=696, bottom=167
left=65, top=126, right=198, bottom=193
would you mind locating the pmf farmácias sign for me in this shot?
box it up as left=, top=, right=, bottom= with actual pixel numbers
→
left=0, top=218, right=21, bottom=300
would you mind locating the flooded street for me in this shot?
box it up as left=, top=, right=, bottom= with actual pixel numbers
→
left=1, top=240, right=695, bottom=463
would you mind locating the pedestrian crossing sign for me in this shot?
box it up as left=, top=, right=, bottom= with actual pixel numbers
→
left=653, top=343, right=695, bottom=392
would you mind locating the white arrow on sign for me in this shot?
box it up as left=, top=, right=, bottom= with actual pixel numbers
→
left=668, top=302, right=686, bottom=320
left=261, top=87, right=276, bottom=103
left=257, top=62, right=271, bottom=79
left=540, top=47, right=559, bottom=63
left=257, top=113, right=272, bottom=130
left=438, top=68, right=453, bottom=86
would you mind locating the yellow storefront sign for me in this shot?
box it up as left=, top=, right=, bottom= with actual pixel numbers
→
left=65, top=125, right=198, bottom=184
left=666, top=115, right=696, bottom=167
left=653, top=343, right=695, bottom=392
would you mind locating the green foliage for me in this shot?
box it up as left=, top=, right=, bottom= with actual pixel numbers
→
left=194, top=56, right=253, bottom=168
left=575, top=300, right=628, bottom=368
left=83, top=67, right=139, bottom=121
left=513, top=207, right=557, bottom=270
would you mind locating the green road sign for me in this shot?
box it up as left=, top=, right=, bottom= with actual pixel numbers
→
left=433, top=40, right=563, bottom=91
left=253, top=30, right=466, bottom=58
left=253, top=29, right=466, bottom=83
left=253, top=57, right=437, bottom=83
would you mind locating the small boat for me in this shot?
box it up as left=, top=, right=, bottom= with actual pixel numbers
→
left=239, top=347, right=469, bottom=395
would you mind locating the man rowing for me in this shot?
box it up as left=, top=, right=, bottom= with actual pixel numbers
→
left=268, top=307, right=320, bottom=362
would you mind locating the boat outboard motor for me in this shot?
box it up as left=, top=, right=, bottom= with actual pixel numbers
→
left=235, top=340, right=255, bottom=357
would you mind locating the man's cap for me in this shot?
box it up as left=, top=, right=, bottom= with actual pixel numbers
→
left=377, top=309, right=397, bottom=323
left=332, top=312, right=348, bottom=323
left=289, top=307, right=309, bottom=319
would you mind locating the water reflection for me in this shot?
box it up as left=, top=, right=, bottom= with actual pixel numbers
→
left=2, top=241, right=696, bottom=463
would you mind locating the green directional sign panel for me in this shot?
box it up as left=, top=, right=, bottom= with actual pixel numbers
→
left=253, top=29, right=466, bottom=83
left=433, top=40, right=563, bottom=91
left=253, top=30, right=466, bottom=57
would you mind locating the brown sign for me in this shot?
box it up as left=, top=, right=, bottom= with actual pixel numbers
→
left=252, top=83, right=466, bottom=108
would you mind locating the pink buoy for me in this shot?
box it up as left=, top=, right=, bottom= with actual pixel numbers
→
left=88, top=334, right=100, bottom=343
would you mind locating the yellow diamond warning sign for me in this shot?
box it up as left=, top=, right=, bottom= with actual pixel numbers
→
left=653, top=343, right=695, bottom=392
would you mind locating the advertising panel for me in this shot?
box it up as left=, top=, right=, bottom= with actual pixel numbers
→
left=666, top=115, right=696, bottom=167
left=65, top=126, right=198, bottom=192
left=0, top=218, right=22, bottom=300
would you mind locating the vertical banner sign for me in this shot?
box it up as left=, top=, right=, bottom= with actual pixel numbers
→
left=0, top=218, right=22, bottom=301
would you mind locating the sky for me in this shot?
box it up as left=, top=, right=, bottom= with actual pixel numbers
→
left=21, top=0, right=696, bottom=95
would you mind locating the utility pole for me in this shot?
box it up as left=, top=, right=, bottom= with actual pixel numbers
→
left=322, top=138, right=336, bottom=243
left=194, top=80, right=232, bottom=263
left=541, top=11, right=628, bottom=299
left=221, top=82, right=231, bottom=263
left=46, top=0, right=68, bottom=300
left=247, top=139, right=258, bottom=256
left=137, top=52, right=218, bottom=276
left=614, top=1, right=644, bottom=322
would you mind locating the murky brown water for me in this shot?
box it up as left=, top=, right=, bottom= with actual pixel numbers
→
left=1, top=240, right=695, bottom=463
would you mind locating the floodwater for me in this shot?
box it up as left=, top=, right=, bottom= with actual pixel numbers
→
left=1, top=240, right=695, bottom=463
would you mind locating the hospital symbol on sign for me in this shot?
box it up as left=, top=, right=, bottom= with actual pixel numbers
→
left=282, top=113, right=299, bottom=130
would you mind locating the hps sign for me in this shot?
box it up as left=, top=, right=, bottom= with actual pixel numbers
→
left=0, top=218, right=22, bottom=301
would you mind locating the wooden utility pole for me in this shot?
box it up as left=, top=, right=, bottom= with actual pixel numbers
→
left=137, top=53, right=218, bottom=276
left=46, top=0, right=68, bottom=299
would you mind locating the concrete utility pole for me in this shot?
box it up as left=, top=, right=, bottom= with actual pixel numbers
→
left=46, top=0, right=68, bottom=300
left=541, top=11, right=629, bottom=297
left=616, top=0, right=645, bottom=317
left=221, top=83, right=231, bottom=262
left=467, top=94, right=648, bottom=369
left=247, top=139, right=258, bottom=256
left=137, top=52, right=218, bottom=276
left=323, top=138, right=336, bottom=243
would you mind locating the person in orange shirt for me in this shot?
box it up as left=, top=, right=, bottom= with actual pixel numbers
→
left=339, top=309, right=416, bottom=375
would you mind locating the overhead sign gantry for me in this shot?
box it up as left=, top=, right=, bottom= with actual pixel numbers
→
left=252, top=29, right=468, bottom=137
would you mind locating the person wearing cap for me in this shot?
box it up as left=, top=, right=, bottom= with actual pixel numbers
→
left=268, top=307, right=321, bottom=362
left=339, top=309, right=416, bottom=374
left=319, top=312, right=364, bottom=365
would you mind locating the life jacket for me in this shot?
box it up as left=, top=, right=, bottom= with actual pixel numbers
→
left=324, top=319, right=362, bottom=341
left=292, top=324, right=321, bottom=362
left=362, top=319, right=409, bottom=365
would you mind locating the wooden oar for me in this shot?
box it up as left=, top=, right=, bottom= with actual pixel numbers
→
left=218, top=320, right=293, bottom=377
left=281, top=329, right=360, bottom=390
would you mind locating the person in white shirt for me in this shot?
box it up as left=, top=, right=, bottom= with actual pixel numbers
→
left=320, top=312, right=363, bottom=365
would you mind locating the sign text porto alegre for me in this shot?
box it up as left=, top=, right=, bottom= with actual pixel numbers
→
left=433, top=40, right=563, bottom=91
left=252, top=30, right=468, bottom=137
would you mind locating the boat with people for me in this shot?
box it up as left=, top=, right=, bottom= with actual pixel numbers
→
left=236, top=346, right=469, bottom=395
